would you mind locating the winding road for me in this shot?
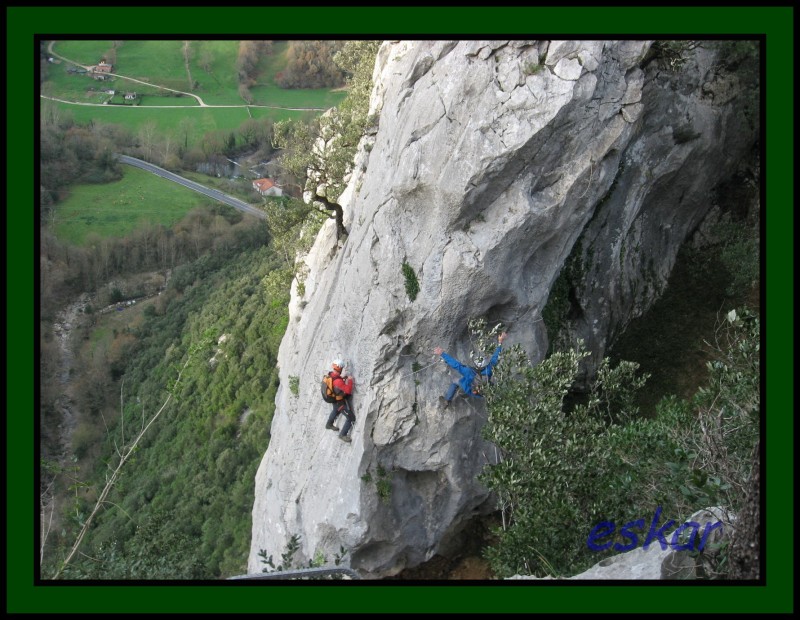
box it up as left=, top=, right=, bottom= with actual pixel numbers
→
left=44, top=41, right=320, bottom=216
left=116, top=154, right=267, bottom=219
left=44, top=42, right=328, bottom=220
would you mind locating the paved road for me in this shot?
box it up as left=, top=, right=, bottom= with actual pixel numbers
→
left=116, top=154, right=266, bottom=220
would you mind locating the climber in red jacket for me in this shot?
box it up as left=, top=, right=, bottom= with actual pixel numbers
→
left=325, top=359, right=356, bottom=443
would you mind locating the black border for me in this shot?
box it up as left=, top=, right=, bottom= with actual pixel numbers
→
left=10, top=3, right=793, bottom=615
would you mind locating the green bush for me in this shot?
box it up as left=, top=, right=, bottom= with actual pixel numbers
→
left=401, top=261, right=419, bottom=301
left=719, top=222, right=760, bottom=297
left=479, top=305, right=759, bottom=579
left=522, top=60, right=543, bottom=76
left=480, top=340, right=651, bottom=577
left=109, top=287, right=124, bottom=303
left=289, top=375, right=299, bottom=397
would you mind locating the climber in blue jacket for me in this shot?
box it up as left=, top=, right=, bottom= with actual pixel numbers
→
left=434, top=331, right=507, bottom=408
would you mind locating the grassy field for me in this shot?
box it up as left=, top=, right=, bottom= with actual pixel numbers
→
left=52, top=40, right=190, bottom=89
left=44, top=101, right=309, bottom=145
left=43, top=39, right=347, bottom=147
left=109, top=40, right=190, bottom=88
left=49, top=40, right=112, bottom=65
left=185, top=40, right=241, bottom=105
left=249, top=41, right=347, bottom=109
left=46, top=40, right=347, bottom=109
left=53, top=166, right=224, bottom=245
left=41, top=71, right=201, bottom=105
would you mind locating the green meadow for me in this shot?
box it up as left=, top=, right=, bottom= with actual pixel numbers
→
left=108, top=40, right=192, bottom=88
left=52, top=40, right=191, bottom=89
left=44, top=40, right=347, bottom=144
left=53, top=166, right=221, bottom=245
left=46, top=103, right=310, bottom=145
left=49, top=40, right=113, bottom=65
left=185, top=40, right=242, bottom=105
left=248, top=41, right=347, bottom=109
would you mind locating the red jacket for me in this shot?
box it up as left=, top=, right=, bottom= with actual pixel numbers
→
left=330, top=370, right=354, bottom=397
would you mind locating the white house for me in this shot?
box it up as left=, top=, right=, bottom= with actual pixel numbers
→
left=252, top=178, right=283, bottom=197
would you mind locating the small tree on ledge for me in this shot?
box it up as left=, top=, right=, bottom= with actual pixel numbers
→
left=271, top=40, right=381, bottom=243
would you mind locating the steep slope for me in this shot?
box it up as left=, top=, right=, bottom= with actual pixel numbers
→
left=248, top=40, right=757, bottom=578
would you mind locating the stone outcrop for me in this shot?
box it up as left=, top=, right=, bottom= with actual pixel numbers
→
left=507, top=506, right=735, bottom=580
left=248, top=40, right=758, bottom=578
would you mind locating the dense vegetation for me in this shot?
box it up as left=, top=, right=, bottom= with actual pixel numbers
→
left=479, top=206, right=761, bottom=578
left=274, top=41, right=348, bottom=89
left=481, top=312, right=758, bottom=578
left=272, top=40, right=382, bottom=238
left=42, top=244, right=292, bottom=578
left=40, top=204, right=265, bottom=314
left=39, top=106, right=125, bottom=210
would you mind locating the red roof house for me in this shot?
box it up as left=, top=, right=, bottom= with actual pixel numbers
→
left=252, top=178, right=283, bottom=197
left=91, top=61, right=113, bottom=80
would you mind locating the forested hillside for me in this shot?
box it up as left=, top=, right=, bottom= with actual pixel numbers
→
left=42, top=243, right=294, bottom=578
left=39, top=39, right=379, bottom=580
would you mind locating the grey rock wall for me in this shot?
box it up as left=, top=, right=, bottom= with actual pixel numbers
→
left=248, top=40, right=757, bottom=578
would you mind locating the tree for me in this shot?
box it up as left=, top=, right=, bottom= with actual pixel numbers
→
left=200, top=130, right=226, bottom=163
left=104, top=46, right=117, bottom=67
left=137, top=120, right=158, bottom=163
left=178, top=117, right=196, bottom=151
left=236, top=40, right=272, bottom=91
left=479, top=305, right=760, bottom=579
left=236, top=40, right=259, bottom=85
left=479, top=333, right=649, bottom=577
left=159, top=131, right=180, bottom=169
left=688, top=309, right=760, bottom=510
left=199, top=46, right=213, bottom=73
left=238, top=117, right=260, bottom=148
left=272, top=40, right=381, bottom=241
left=274, top=41, right=347, bottom=89
left=225, top=132, right=237, bottom=157
left=238, top=83, right=253, bottom=104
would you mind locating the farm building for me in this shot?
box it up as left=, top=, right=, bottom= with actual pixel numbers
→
left=91, top=61, right=113, bottom=80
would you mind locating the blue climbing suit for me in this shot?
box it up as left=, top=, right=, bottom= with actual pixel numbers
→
left=440, top=344, right=503, bottom=401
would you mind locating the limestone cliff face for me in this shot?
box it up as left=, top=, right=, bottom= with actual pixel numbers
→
left=248, top=40, right=757, bottom=578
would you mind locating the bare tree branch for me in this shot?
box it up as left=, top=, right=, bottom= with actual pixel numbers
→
left=52, top=355, right=193, bottom=579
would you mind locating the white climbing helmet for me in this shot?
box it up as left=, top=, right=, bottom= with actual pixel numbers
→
left=471, top=352, right=486, bottom=368
left=332, top=359, right=345, bottom=371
